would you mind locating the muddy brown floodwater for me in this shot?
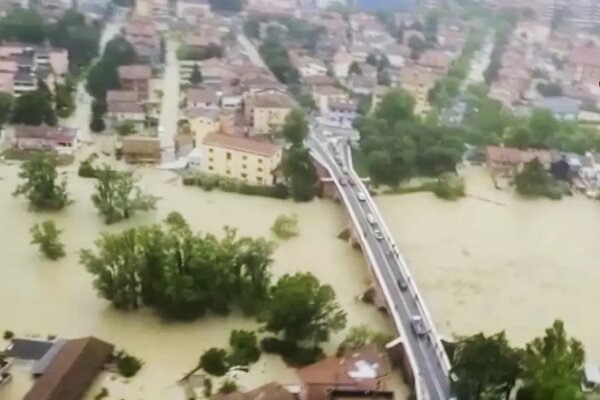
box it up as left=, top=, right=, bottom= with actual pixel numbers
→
left=377, top=166, right=600, bottom=361
left=0, top=158, right=397, bottom=400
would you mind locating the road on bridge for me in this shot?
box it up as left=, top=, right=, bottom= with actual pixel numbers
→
left=307, top=129, right=452, bottom=400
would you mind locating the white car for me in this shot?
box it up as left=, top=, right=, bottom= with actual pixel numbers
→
left=410, top=315, right=427, bottom=337
left=357, top=192, right=366, bottom=201
left=373, top=229, right=383, bottom=241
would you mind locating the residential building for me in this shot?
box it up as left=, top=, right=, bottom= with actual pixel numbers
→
left=247, top=92, right=295, bottom=135
left=485, top=145, right=552, bottom=173
left=118, top=64, right=152, bottom=101
left=513, top=21, right=551, bottom=45
left=185, top=108, right=221, bottom=143
left=186, top=87, right=220, bottom=110
left=324, top=98, right=358, bottom=128
left=568, top=46, right=600, bottom=87
left=386, top=44, right=410, bottom=68
left=289, top=51, right=328, bottom=78
left=176, top=0, right=212, bottom=21
left=201, top=133, right=283, bottom=186
left=398, top=65, right=437, bottom=115
left=14, top=124, right=79, bottom=154
left=416, top=49, right=452, bottom=76
left=121, top=135, right=161, bottom=164
left=297, top=346, right=391, bottom=400
left=348, top=74, right=376, bottom=96
left=532, top=97, right=581, bottom=121
left=583, top=363, right=600, bottom=393
left=124, top=17, right=161, bottom=65
left=332, top=51, right=354, bottom=80
left=107, top=102, right=146, bottom=127
left=22, top=337, right=114, bottom=400
left=107, top=90, right=138, bottom=104
left=312, top=84, right=348, bottom=113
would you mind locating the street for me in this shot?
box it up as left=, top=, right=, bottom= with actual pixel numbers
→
left=158, top=38, right=181, bottom=163
left=237, top=33, right=267, bottom=68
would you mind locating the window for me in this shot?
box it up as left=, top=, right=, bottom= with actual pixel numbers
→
left=209, top=148, right=214, bottom=153
left=226, top=152, right=231, bottom=160
left=209, top=157, right=213, bottom=162
left=241, top=173, right=247, bottom=178
left=257, top=177, right=263, bottom=182
left=242, top=155, right=247, bottom=160
left=226, top=170, right=231, bottom=175
left=208, top=166, right=214, bottom=171
left=242, top=164, right=247, bottom=169
left=258, top=159, right=263, bottom=164
left=257, top=167, right=263, bottom=172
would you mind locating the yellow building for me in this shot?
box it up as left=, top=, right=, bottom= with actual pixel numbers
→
left=398, top=66, right=438, bottom=116
left=201, top=133, right=282, bottom=186
left=185, top=108, right=221, bottom=144
left=249, top=92, right=295, bottom=135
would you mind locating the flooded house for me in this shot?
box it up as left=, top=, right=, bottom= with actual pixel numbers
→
left=13, top=124, right=79, bottom=154
left=120, top=135, right=162, bottom=164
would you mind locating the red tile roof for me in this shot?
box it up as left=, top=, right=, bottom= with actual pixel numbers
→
left=118, top=64, right=152, bottom=80
left=107, top=90, right=138, bottom=103
left=569, top=46, right=600, bottom=68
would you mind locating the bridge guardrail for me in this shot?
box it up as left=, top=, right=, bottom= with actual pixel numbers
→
left=309, top=146, right=426, bottom=400
left=344, top=145, right=452, bottom=375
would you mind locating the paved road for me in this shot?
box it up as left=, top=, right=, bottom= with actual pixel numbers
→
left=307, top=130, right=452, bottom=400
left=237, top=33, right=267, bottom=68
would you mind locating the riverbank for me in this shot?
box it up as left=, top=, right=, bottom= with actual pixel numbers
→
left=0, top=161, right=398, bottom=400
left=377, top=166, right=600, bottom=360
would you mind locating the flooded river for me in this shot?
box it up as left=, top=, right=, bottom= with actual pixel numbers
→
left=0, top=159, right=394, bottom=399
left=378, top=166, right=600, bottom=359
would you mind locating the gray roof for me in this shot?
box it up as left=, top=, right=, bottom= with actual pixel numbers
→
left=532, top=97, right=581, bottom=115
left=32, top=340, right=67, bottom=376
left=6, top=338, right=54, bottom=360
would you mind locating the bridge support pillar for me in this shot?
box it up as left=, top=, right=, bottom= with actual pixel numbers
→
left=387, top=337, right=416, bottom=389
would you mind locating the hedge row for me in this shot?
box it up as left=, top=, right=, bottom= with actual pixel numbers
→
left=182, top=173, right=289, bottom=199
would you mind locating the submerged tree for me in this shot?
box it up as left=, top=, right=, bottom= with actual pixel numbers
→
left=30, top=220, right=65, bottom=260
left=14, top=153, right=71, bottom=210
left=521, top=320, right=585, bottom=400
left=262, top=272, right=347, bottom=345
left=91, top=165, right=158, bottom=224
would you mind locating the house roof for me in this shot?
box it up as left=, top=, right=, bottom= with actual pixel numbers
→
left=304, top=74, right=335, bottom=86
left=185, top=107, right=220, bottom=120
left=485, top=146, right=523, bottom=165
left=187, top=87, right=219, bottom=104
left=313, top=84, right=346, bottom=96
left=252, top=92, right=295, bottom=108
left=107, top=90, right=138, bottom=103
left=122, top=135, right=161, bottom=154
left=15, top=124, right=77, bottom=141
left=532, top=96, right=581, bottom=116
left=417, top=50, right=451, bottom=70
left=569, top=46, right=600, bottom=68
left=22, top=337, right=114, bottom=400
left=212, top=382, right=295, bottom=400
left=6, top=339, right=54, bottom=360
left=118, top=64, right=152, bottom=80
left=108, top=101, right=144, bottom=114
left=202, top=133, right=281, bottom=157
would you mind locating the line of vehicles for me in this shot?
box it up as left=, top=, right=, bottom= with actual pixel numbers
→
left=328, top=134, right=430, bottom=344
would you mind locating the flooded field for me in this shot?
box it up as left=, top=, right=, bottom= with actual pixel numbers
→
left=0, top=158, right=394, bottom=400
left=378, top=166, right=600, bottom=360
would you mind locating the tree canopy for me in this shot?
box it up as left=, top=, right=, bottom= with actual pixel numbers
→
left=262, top=272, right=347, bottom=345
left=189, top=64, right=203, bottom=86
left=515, top=159, right=562, bottom=199
left=81, top=215, right=275, bottom=319
left=0, top=91, right=14, bottom=127
left=13, top=153, right=71, bottom=211
left=30, top=220, right=65, bottom=260
left=11, top=88, right=57, bottom=126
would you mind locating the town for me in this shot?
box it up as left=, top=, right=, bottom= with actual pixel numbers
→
left=0, top=0, right=600, bottom=399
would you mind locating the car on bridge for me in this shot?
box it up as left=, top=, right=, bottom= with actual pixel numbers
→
left=357, top=192, right=366, bottom=201
left=410, top=315, right=427, bottom=337
left=373, top=229, right=383, bottom=240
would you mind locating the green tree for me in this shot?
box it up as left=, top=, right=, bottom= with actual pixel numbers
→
left=424, top=11, right=439, bottom=43
left=189, top=64, right=203, bottom=86
left=263, top=272, right=347, bottom=345
left=521, top=320, right=585, bottom=400
left=271, top=214, right=299, bottom=239
left=337, top=325, right=394, bottom=355
left=13, top=153, right=71, bottom=210
left=86, top=61, right=120, bottom=100
left=11, top=89, right=57, bottom=126
left=90, top=112, right=106, bottom=132
left=45, top=10, right=101, bottom=68
left=218, top=379, right=238, bottom=394
left=280, top=109, right=309, bottom=145
left=228, top=330, right=261, bottom=366
left=281, top=147, right=318, bottom=201
left=55, top=81, right=76, bottom=118
left=451, top=332, right=522, bottom=400
left=529, top=108, right=559, bottom=146
left=407, top=34, right=427, bottom=57
left=208, top=0, right=244, bottom=12
left=375, top=88, right=415, bottom=124
left=116, top=120, right=137, bottom=136
left=349, top=61, right=362, bottom=75
left=114, top=350, right=143, bottom=377
left=515, top=159, right=561, bottom=199
left=0, top=8, right=45, bottom=43
left=536, top=82, right=563, bottom=97
left=200, top=348, right=229, bottom=376
left=0, top=91, right=13, bottom=126
left=30, top=220, right=65, bottom=260
left=91, top=165, right=158, bottom=224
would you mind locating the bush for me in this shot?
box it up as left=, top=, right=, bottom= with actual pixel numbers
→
left=433, top=174, right=465, bottom=200
left=203, top=377, right=213, bottom=398
left=182, top=173, right=289, bottom=199
left=114, top=350, right=143, bottom=378
left=218, top=378, right=238, bottom=394
left=94, top=388, right=109, bottom=400
left=259, top=337, right=323, bottom=366
left=3, top=330, right=14, bottom=340
left=271, top=214, right=299, bottom=239
left=78, top=159, right=97, bottom=178
left=516, top=386, right=533, bottom=400
left=228, top=330, right=261, bottom=366
left=200, top=347, right=229, bottom=376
